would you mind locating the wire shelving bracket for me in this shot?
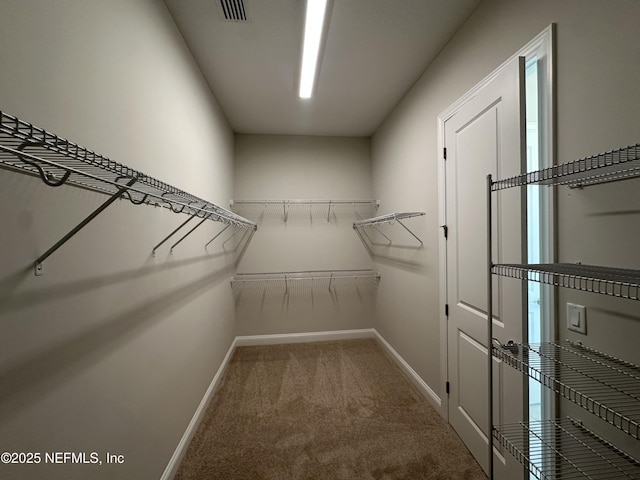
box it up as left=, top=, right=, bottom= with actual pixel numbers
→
left=0, top=111, right=256, bottom=274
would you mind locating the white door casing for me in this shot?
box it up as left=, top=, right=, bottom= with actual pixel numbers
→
left=442, top=56, right=527, bottom=478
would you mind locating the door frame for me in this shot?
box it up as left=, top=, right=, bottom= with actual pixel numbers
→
left=436, top=25, right=555, bottom=421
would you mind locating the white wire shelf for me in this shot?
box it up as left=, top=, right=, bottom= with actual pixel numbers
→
left=352, top=211, right=425, bottom=227
left=493, top=341, right=640, bottom=439
left=494, top=418, right=640, bottom=480
left=231, top=199, right=379, bottom=222
left=0, top=111, right=256, bottom=274
left=492, top=263, right=640, bottom=301
left=231, top=199, right=379, bottom=207
left=491, top=143, right=640, bottom=190
left=0, top=112, right=255, bottom=229
left=353, top=211, right=425, bottom=246
left=231, top=269, right=380, bottom=289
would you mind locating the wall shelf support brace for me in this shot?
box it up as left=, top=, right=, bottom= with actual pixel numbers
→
left=169, top=213, right=213, bottom=254
left=34, top=177, right=137, bottom=276
left=152, top=212, right=198, bottom=256
left=205, top=224, right=230, bottom=248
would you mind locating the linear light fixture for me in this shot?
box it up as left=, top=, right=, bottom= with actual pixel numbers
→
left=299, top=0, right=328, bottom=99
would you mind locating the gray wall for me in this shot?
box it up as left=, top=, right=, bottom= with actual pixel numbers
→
left=233, top=134, right=375, bottom=336
left=372, top=0, right=640, bottom=417
left=0, top=1, right=238, bottom=479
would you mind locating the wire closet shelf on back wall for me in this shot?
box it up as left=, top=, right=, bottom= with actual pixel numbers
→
left=231, top=269, right=381, bottom=292
left=0, top=111, right=256, bottom=274
left=230, top=199, right=380, bottom=224
left=486, top=141, right=640, bottom=480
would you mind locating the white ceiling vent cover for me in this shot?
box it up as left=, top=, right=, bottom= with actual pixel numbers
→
left=218, top=0, right=249, bottom=22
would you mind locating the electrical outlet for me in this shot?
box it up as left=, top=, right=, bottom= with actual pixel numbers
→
left=567, top=303, right=587, bottom=335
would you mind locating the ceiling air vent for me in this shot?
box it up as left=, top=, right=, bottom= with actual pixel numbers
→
left=218, top=0, right=249, bottom=22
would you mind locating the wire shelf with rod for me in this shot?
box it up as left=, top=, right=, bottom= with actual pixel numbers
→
left=353, top=211, right=425, bottom=246
left=491, top=143, right=640, bottom=190
left=492, top=264, right=640, bottom=301
left=492, top=340, right=640, bottom=439
left=231, top=269, right=380, bottom=291
left=0, top=111, right=256, bottom=273
left=230, top=199, right=379, bottom=222
left=494, top=417, right=640, bottom=479
left=232, top=269, right=381, bottom=284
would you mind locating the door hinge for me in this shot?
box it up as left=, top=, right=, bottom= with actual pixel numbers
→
left=446, top=381, right=450, bottom=395
left=445, top=304, right=449, bottom=317
left=443, top=147, right=447, bottom=160
left=441, top=224, right=448, bottom=239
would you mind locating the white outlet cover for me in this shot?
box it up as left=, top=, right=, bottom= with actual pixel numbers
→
left=567, top=302, right=587, bottom=335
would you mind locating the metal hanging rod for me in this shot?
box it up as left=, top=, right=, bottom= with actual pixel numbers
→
left=491, top=142, right=640, bottom=190
left=353, top=211, right=425, bottom=246
left=493, top=340, right=640, bottom=440
left=0, top=111, right=256, bottom=273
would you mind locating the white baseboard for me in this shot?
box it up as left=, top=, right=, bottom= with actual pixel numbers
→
left=235, top=328, right=376, bottom=346
left=161, top=327, right=441, bottom=479
left=372, top=330, right=442, bottom=410
left=159, top=337, right=238, bottom=480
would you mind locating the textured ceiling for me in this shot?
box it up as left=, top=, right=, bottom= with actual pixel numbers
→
left=164, top=0, right=481, bottom=137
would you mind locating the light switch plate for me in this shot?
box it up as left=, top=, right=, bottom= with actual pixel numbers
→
left=567, top=302, right=587, bottom=334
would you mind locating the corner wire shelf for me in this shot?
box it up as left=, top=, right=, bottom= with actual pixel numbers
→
left=352, top=211, right=425, bottom=246
left=492, top=340, right=640, bottom=439
left=491, top=143, right=640, bottom=190
left=231, top=269, right=380, bottom=292
left=492, top=263, right=640, bottom=301
left=0, top=111, right=256, bottom=274
left=230, top=199, right=379, bottom=222
left=494, top=417, right=640, bottom=480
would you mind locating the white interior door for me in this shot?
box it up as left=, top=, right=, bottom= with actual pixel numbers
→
left=443, top=57, right=526, bottom=479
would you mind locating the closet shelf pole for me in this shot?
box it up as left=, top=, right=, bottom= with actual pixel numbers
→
left=152, top=212, right=199, bottom=256
left=487, top=174, right=494, bottom=479
left=169, top=213, right=213, bottom=254
left=34, top=177, right=137, bottom=276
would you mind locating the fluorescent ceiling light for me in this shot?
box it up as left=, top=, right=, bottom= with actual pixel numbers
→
left=299, top=0, right=328, bottom=99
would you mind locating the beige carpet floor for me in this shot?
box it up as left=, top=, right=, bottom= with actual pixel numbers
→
left=175, top=338, right=486, bottom=479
